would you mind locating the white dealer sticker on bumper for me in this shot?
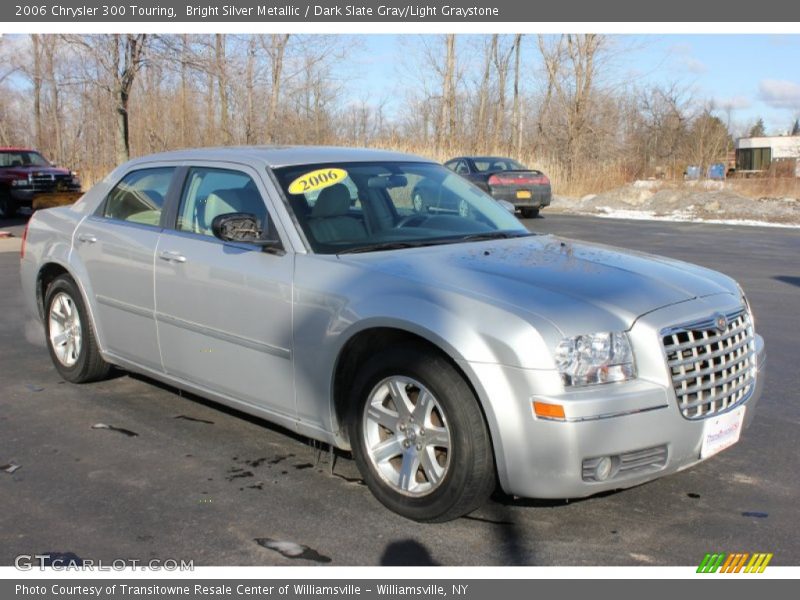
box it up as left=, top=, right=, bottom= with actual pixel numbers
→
left=700, top=405, right=746, bottom=459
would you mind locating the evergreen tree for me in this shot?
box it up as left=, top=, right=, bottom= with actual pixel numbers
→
left=749, top=118, right=766, bottom=137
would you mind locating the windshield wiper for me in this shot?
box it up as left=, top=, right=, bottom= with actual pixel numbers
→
left=337, top=232, right=532, bottom=254
left=459, top=231, right=532, bottom=242
left=337, top=240, right=440, bottom=254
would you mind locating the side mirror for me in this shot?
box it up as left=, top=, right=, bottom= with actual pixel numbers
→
left=211, top=213, right=282, bottom=252
left=497, top=199, right=516, bottom=214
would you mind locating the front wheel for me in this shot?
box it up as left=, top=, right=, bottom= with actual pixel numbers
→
left=348, top=343, right=496, bottom=522
left=0, top=193, right=18, bottom=219
left=44, top=275, right=111, bottom=383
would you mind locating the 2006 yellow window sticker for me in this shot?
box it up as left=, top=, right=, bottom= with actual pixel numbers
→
left=288, top=168, right=348, bottom=195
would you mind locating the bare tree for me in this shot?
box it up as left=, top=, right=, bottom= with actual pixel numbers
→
left=436, top=35, right=457, bottom=152
left=475, top=39, right=492, bottom=151
left=491, top=35, right=514, bottom=149
left=214, top=34, right=232, bottom=144
left=67, top=34, right=149, bottom=163
left=511, top=34, right=523, bottom=155
left=31, top=35, right=44, bottom=150
left=262, top=34, right=290, bottom=143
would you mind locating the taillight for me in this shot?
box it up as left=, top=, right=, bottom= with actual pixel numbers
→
left=20, top=219, right=30, bottom=260
left=488, top=174, right=550, bottom=186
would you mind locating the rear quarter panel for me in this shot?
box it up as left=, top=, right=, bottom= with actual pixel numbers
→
left=20, top=180, right=113, bottom=345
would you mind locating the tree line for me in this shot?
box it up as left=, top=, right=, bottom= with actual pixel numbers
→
left=0, top=34, right=780, bottom=193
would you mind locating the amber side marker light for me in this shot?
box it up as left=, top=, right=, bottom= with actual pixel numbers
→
left=532, top=401, right=566, bottom=420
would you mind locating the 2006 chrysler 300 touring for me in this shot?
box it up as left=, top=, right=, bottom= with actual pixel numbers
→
left=20, top=146, right=766, bottom=522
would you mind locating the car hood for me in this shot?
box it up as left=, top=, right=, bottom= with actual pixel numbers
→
left=340, top=234, right=738, bottom=335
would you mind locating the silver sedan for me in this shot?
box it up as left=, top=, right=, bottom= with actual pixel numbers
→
left=20, top=146, right=766, bottom=521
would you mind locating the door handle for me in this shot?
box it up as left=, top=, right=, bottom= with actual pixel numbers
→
left=158, top=250, right=187, bottom=263
left=77, top=233, right=97, bottom=244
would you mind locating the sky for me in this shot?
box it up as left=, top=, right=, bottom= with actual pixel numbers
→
left=355, top=34, right=800, bottom=136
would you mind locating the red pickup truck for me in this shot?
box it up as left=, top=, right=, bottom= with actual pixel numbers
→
left=0, top=147, right=81, bottom=218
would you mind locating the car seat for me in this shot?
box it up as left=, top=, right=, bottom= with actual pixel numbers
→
left=307, top=184, right=367, bottom=243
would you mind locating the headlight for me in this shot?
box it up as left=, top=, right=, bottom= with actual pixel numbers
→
left=554, top=331, right=636, bottom=386
left=11, top=178, right=28, bottom=187
left=737, top=284, right=755, bottom=326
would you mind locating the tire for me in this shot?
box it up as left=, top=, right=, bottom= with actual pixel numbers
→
left=0, top=192, right=18, bottom=219
left=520, top=207, right=539, bottom=218
left=44, top=275, right=111, bottom=383
left=348, top=342, right=495, bottom=522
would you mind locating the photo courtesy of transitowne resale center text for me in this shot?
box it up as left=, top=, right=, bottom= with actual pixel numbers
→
left=0, top=0, right=799, bottom=597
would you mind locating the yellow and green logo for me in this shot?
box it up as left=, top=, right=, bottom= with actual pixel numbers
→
left=697, top=552, right=773, bottom=573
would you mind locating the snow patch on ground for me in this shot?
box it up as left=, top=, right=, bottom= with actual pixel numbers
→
left=551, top=182, right=800, bottom=228
left=593, top=206, right=800, bottom=228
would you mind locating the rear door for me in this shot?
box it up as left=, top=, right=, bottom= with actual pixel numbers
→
left=73, top=166, right=178, bottom=370
left=154, top=164, right=296, bottom=418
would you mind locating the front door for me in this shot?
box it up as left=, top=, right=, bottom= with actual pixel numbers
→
left=154, top=165, right=295, bottom=418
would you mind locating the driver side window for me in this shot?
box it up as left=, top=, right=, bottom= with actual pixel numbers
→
left=177, top=168, right=268, bottom=238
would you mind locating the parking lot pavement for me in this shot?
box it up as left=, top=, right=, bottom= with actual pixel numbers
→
left=1, top=213, right=798, bottom=566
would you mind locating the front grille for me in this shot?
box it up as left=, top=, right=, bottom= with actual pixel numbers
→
left=30, top=173, right=74, bottom=193
left=662, top=308, right=756, bottom=420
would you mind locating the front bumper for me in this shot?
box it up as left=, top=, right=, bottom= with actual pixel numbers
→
left=11, top=187, right=81, bottom=206
left=463, top=297, right=766, bottom=499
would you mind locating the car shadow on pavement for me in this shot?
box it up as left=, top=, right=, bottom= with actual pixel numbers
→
left=0, top=209, right=33, bottom=224
left=124, top=371, right=317, bottom=447
left=774, top=275, right=800, bottom=288
left=380, top=539, right=440, bottom=565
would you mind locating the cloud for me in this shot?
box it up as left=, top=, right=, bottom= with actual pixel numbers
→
left=714, top=96, right=752, bottom=111
left=667, top=42, right=707, bottom=74
left=758, top=79, right=800, bottom=110
left=682, top=57, right=708, bottom=74
left=668, top=42, right=694, bottom=55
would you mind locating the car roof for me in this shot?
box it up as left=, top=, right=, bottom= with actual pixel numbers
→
left=126, top=145, right=436, bottom=169
left=0, top=147, right=37, bottom=152
left=466, top=156, right=521, bottom=162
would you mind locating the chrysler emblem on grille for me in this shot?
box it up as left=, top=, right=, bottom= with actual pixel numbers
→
left=714, top=313, right=728, bottom=333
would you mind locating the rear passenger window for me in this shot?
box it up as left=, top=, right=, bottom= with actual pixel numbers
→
left=103, top=168, right=175, bottom=226
left=176, top=168, right=268, bottom=238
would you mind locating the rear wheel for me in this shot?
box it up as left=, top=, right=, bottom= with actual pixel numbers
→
left=44, top=275, right=111, bottom=383
left=348, top=342, right=495, bottom=522
left=520, top=207, right=540, bottom=218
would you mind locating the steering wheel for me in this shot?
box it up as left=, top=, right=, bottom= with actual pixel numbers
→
left=396, top=213, right=427, bottom=228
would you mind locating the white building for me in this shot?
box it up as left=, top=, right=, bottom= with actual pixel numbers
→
left=735, top=135, right=800, bottom=173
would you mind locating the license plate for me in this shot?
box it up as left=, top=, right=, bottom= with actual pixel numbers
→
left=700, top=405, right=745, bottom=459
left=516, top=190, right=532, bottom=199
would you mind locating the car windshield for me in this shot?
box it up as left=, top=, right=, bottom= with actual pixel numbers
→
left=471, top=157, right=526, bottom=172
left=0, top=151, right=51, bottom=168
left=273, top=161, right=530, bottom=254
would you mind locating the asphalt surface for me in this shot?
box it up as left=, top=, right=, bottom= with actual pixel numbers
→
left=1, top=212, right=798, bottom=566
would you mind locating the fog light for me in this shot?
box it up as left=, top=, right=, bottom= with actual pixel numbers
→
left=594, top=456, right=613, bottom=481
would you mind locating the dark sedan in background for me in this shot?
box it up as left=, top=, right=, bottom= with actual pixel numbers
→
left=444, top=156, right=551, bottom=218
